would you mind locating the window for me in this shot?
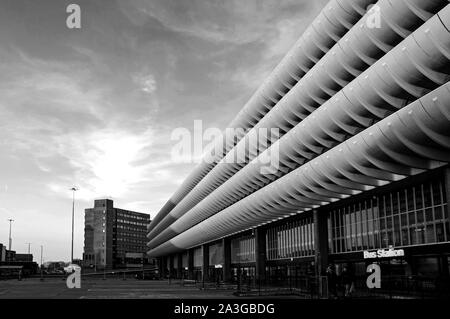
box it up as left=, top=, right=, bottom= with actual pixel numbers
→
left=329, top=177, right=448, bottom=253
left=266, top=216, right=314, bottom=261
left=231, top=236, right=255, bottom=263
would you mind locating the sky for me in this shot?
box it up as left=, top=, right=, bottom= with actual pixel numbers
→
left=0, top=0, right=329, bottom=262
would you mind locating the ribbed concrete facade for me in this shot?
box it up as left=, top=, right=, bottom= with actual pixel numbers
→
left=146, top=0, right=450, bottom=297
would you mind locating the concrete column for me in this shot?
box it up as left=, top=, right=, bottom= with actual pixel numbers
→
left=441, top=166, right=450, bottom=279
left=158, top=257, right=167, bottom=279
left=177, top=253, right=183, bottom=279
left=188, top=249, right=194, bottom=280
left=202, top=244, right=209, bottom=282
left=313, top=209, right=329, bottom=298
left=444, top=167, right=450, bottom=255
left=223, top=238, right=231, bottom=282
left=444, top=167, right=450, bottom=217
left=313, top=209, right=329, bottom=277
left=255, top=228, right=267, bottom=283
left=164, top=256, right=170, bottom=278
left=157, top=257, right=162, bottom=276
left=169, top=255, right=174, bottom=278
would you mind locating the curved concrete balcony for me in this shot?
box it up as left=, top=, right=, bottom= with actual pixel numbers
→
left=147, top=0, right=376, bottom=233
left=148, top=81, right=450, bottom=256
left=147, top=5, right=450, bottom=249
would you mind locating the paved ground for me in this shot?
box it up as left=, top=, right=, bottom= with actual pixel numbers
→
left=0, top=278, right=254, bottom=299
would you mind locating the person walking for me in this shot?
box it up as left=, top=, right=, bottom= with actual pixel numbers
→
left=326, top=264, right=338, bottom=299
left=342, top=264, right=355, bottom=298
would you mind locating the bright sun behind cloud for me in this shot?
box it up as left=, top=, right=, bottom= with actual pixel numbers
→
left=88, top=131, right=152, bottom=197
left=0, top=0, right=328, bottom=261
left=68, top=129, right=155, bottom=200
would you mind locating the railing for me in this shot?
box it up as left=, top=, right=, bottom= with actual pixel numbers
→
left=12, top=266, right=161, bottom=281
left=80, top=267, right=159, bottom=280
left=233, top=275, right=326, bottom=298
left=349, top=275, right=450, bottom=299
left=231, top=274, right=450, bottom=299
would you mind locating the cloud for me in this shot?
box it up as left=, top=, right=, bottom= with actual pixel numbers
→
left=0, top=0, right=329, bottom=261
left=59, top=130, right=154, bottom=199
left=134, top=73, right=157, bottom=94
left=0, top=48, right=171, bottom=204
left=120, top=0, right=327, bottom=94
left=120, top=0, right=311, bottom=45
left=0, top=49, right=106, bottom=133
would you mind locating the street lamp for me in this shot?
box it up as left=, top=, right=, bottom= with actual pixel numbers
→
left=7, top=219, right=14, bottom=251
left=70, top=187, right=78, bottom=264
left=26, top=243, right=32, bottom=254
left=40, top=245, right=44, bottom=281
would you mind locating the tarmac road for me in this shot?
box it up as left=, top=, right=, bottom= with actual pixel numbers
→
left=0, top=278, right=243, bottom=299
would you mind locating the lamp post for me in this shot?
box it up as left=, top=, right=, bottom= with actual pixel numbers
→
left=142, top=255, right=145, bottom=280
left=70, top=187, right=78, bottom=264
left=7, top=219, right=14, bottom=251
left=26, top=243, right=31, bottom=254
left=40, top=245, right=44, bottom=281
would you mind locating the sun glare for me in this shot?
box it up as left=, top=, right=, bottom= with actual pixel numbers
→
left=85, top=131, right=152, bottom=198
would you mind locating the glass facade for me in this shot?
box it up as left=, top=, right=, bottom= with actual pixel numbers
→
left=193, top=247, right=203, bottom=267
left=160, top=170, right=450, bottom=299
left=329, top=178, right=449, bottom=253
left=209, top=242, right=224, bottom=265
left=231, top=235, right=255, bottom=263
left=266, top=216, right=314, bottom=260
left=173, top=254, right=178, bottom=269
left=181, top=252, right=188, bottom=268
left=231, top=266, right=255, bottom=283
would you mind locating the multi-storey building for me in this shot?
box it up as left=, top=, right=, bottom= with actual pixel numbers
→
left=0, top=244, right=6, bottom=262
left=146, top=0, right=450, bottom=297
left=84, top=199, right=151, bottom=270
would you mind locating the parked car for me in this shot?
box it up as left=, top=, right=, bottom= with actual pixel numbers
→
left=64, top=264, right=81, bottom=274
left=135, top=272, right=158, bottom=280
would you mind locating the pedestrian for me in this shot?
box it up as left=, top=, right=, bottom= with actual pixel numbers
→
left=326, top=264, right=338, bottom=299
left=342, top=265, right=355, bottom=298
